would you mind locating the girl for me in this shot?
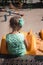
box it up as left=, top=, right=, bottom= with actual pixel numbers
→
left=5, top=15, right=28, bottom=57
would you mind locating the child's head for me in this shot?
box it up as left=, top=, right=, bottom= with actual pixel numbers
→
left=9, top=15, right=24, bottom=31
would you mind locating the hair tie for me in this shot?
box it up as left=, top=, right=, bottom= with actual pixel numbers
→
left=19, top=18, right=24, bottom=27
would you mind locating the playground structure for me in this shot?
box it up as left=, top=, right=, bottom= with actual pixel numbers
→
left=0, top=30, right=43, bottom=55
